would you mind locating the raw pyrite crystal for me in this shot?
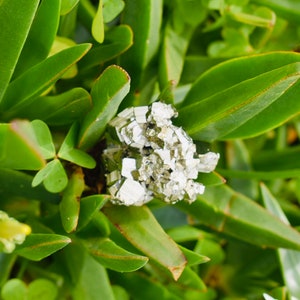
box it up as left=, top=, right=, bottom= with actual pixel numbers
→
left=103, top=102, right=219, bottom=206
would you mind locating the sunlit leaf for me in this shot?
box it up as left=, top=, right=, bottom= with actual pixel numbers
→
left=0, top=120, right=45, bottom=170
left=0, top=43, right=91, bottom=112
left=32, top=159, right=68, bottom=193
left=103, top=205, right=187, bottom=280
left=78, top=65, right=130, bottom=150
left=87, top=237, right=148, bottom=272
left=178, top=184, right=300, bottom=250
left=0, top=0, right=39, bottom=102
left=78, top=25, right=133, bottom=72
left=13, top=0, right=61, bottom=78
left=77, top=195, right=109, bottom=231
left=60, top=168, right=85, bottom=233
left=31, top=120, right=55, bottom=160
left=58, top=123, right=96, bottom=169
left=177, top=53, right=300, bottom=141
left=15, top=234, right=71, bottom=261
left=92, top=0, right=104, bottom=43
left=261, top=183, right=300, bottom=299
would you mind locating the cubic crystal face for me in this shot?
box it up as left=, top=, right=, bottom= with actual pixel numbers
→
left=103, top=102, right=219, bottom=206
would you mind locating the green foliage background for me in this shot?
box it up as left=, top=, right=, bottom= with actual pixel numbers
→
left=1, top=0, right=300, bottom=299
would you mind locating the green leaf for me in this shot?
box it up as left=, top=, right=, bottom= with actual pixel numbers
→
left=177, top=58, right=300, bottom=141
left=77, top=195, right=109, bottom=231
left=0, top=120, right=45, bottom=170
left=13, top=0, right=61, bottom=78
left=78, top=25, right=133, bottom=72
left=217, top=168, right=300, bottom=180
left=65, top=244, right=115, bottom=300
left=6, top=88, right=92, bottom=125
left=28, top=279, right=58, bottom=300
left=0, top=169, right=59, bottom=204
left=159, top=22, right=194, bottom=88
left=178, top=184, right=300, bottom=250
left=32, top=159, right=68, bottom=193
left=78, top=65, right=130, bottom=150
left=111, top=272, right=181, bottom=300
left=15, top=234, right=71, bottom=261
left=103, top=0, right=125, bottom=22
left=31, top=120, right=56, bottom=160
left=92, top=0, right=105, bottom=43
left=179, top=246, right=210, bottom=266
left=0, top=43, right=91, bottom=112
left=86, top=237, right=148, bottom=272
left=120, top=0, right=162, bottom=89
left=167, top=226, right=205, bottom=243
left=252, top=0, right=300, bottom=24
left=1, top=279, right=27, bottom=300
left=103, top=205, right=187, bottom=280
left=261, top=183, right=300, bottom=298
left=58, top=123, right=96, bottom=169
left=197, top=171, right=226, bottom=187
left=59, top=168, right=85, bottom=233
left=253, top=146, right=300, bottom=172
left=61, top=0, right=80, bottom=15
left=0, top=0, right=39, bottom=102
left=169, top=266, right=207, bottom=294
left=182, top=52, right=300, bottom=107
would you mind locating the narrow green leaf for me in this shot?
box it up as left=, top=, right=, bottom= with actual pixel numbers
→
left=120, top=0, right=162, bottom=89
left=217, top=168, right=300, bottom=180
left=61, top=0, right=80, bottom=15
left=31, top=120, right=56, bottom=160
left=261, top=183, right=300, bottom=298
left=177, top=62, right=300, bottom=141
left=159, top=22, right=193, bottom=88
left=78, top=25, right=133, bottom=72
left=169, top=266, right=207, bottom=293
left=167, top=226, right=205, bottom=243
left=178, top=246, right=210, bottom=266
left=182, top=52, right=300, bottom=107
left=0, top=43, right=91, bottom=112
left=111, top=272, right=181, bottom=300
left=103, top=205, right=187, bottom=280
left=92, top=0, right=105, bottom=43
left=32, top=159, right=68, bottom=193
left=58, top=123, right=96, bottom=169
left=60, top=168, right=85, bottom=233
left=78, top=65, right=130, bottom=150
left=0, top=0, right=39, bottom=102
left=253, top=146, right=300, bottom=172
left=87, top=237, right=148, bottom=272
left=13, top=0, right=61, bottom=78
left=8, top=88, right=92, bottom=125
left=15, top=234, right=71, bottom=261
left=178, top=184, right=300, bottom=250
left=77, top=195, right=109, bottom=231
left=0, top=120, right=45, bottom=170
left=65, top=243, right=115, bottom=300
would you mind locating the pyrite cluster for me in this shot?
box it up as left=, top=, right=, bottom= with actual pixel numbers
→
left=103, top=102, right=219, bottom=206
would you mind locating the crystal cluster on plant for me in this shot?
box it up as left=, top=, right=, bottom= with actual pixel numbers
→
left=103, top=102, right=219, bottom=206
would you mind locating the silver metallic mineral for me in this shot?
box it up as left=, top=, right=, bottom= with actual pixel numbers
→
left=103, top=102, right=219, bottom=206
